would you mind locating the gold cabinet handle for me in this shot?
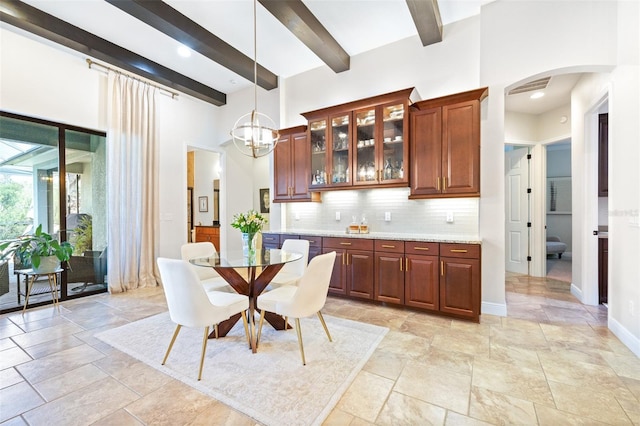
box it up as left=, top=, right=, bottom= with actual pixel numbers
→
left=413, top=246, right=429, bottom=251
left=308, top=240, right=316, bottom=244
left=405, top=258, right=409, bottom=271
left=342, top=253, right=345, bottom=265
left=441, top=260, right=444, bottom=276
left=381, top=244, right=396, bottom=248
left=450, top=249, right=468, bottom=253
left=436, top=177, right=441, bottom=191
left=340, top=242, right=352, bottom=246
left=443, top=176, right=447, bottom=192
left=400, top=258, right=403, bottom=272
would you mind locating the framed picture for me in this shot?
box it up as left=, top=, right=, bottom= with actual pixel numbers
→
left=546, top=177, right=571, bottom=214
left=259, top=188, right=270, bottom=213
left=198, top=196, right=208, bottom=212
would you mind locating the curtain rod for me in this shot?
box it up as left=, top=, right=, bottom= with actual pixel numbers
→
left=86, top=58, right=179, bottom=100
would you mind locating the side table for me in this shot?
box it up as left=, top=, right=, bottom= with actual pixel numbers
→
left=15, top=268, right=63, bottom=314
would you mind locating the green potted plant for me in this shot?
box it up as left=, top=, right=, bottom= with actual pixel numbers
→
left=0, top=224, right=73, bottom=273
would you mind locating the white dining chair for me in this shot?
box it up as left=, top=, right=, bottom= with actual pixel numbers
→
left=256, top=251, right=337, bottom=365
left=181, top=242, right=233, bottom=292
left=268, top=239, right=310, bottom=288
left=157, top=257, right=250, bottom=380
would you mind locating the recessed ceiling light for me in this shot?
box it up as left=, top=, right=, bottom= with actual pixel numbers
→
left=530, top=92, right=545, bottom=99
left=177, top=45, right=191, bottom=58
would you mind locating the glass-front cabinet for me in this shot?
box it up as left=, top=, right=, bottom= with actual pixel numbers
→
left=304, top=88, right=416, bottom=190
left=354, top=102, right=407, bottom=187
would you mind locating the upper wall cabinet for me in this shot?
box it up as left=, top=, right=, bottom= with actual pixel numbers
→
left=302, top=88, right=419, bottom=191
left=409, top=88, right=488, bottom=199
left=273, top=126, right=320, bottom=203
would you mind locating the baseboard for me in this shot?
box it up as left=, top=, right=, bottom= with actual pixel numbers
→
left=482, top=301, right=507, bottom=317
left=570, top=283, right=583, bottom=301
left=608, top=316, right=640, bottom=357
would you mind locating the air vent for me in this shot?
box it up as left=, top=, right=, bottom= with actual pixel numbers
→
left=508, top=77, right=551, bottom=95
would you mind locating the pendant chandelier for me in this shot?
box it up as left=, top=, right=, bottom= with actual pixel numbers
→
left=230, top=0, right=279, bottom=158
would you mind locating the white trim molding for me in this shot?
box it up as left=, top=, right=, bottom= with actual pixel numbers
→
left=609, top=316, right=640, bottom=358
left=482, top=301, right=507, bottom=317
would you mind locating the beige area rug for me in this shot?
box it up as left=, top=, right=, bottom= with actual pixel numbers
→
left=96, top=312, right=388, bottom=426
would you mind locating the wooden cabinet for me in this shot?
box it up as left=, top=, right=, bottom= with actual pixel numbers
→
left=274, top=126, right=319, bottom=202
left=303, top=88, right=417, bottom=191
left=194, top=226, right=220, bottom=250
left=261, top=233, right=280, bottom=250
left=410, top=88, right=487, bottom=199
left=404, top=242, right=440, bottom=310
left=598, top=113, right=608, bottom=197
left=299, top=235, right=322, bottom=262
left=599, top=238, right=608, bottom=304
left=439, top=243, right=481, bottom=321
left=374, top=240, right=405, bottom=304
left=323, top=237, right=374, bottom=300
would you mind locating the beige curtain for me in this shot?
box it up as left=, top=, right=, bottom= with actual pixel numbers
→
left=106, top=71, right=159, bottom=293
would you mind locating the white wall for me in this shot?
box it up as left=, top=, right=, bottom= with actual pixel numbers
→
left=2, top=1, right=638, bottom=354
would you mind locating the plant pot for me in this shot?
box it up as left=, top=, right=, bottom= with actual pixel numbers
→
left=33, top=256, right=61, bottom=274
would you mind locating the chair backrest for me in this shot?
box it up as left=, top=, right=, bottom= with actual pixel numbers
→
left=281, top=251, right=336, bottom=318
left=279, top=239, right=310, bottom=277
left=157, top=257, right=220, bottom=327
left=181, top=242, right=218, bottom=281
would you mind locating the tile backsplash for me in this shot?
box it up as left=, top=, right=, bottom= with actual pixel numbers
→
left=283, top=188, right=479, bottom=237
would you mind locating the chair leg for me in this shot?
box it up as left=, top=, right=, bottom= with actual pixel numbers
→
left=162, top=324, right=182, bottom=365
left=317, top=311, right=332, bottom=342
left=256, top=310, right=266, bottom=348
left=198, top=326, right=209, bottom=381
left=241, top=311, right=250, bottom=346
left=294, top=318, right=306, bottom=366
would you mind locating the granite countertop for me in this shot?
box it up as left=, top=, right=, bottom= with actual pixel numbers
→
left=264, top=229, right=481, bottom=245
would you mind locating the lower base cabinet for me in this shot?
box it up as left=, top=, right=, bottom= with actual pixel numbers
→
left=404, top=242, right=440, bottom=310
left=263, top=233, right=481, bottom=322
left=324, top=237, right=374, bottom=300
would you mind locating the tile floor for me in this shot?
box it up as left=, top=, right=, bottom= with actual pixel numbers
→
left=1, top=273, right=639, bottom=425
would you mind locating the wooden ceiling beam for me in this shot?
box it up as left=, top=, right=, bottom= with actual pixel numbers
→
left=258, top=0, right=350, bottom=73
left=406, top=0, right=443, bottom=46
left=106, top=0, right=278, bottom=91
left=0, top=0, right=226, bottom=106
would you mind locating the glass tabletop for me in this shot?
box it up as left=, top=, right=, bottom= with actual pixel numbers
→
left=189, top=248, right=302, bottom=269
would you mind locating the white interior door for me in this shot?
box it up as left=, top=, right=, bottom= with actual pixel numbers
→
left=505, top=146, right=530, bottom=274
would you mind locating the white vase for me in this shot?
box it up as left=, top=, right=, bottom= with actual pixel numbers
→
left=33, top=255, right=61, bottom=274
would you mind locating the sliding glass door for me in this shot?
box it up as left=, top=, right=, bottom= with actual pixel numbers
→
left=0, top=112, right=107, bottom=313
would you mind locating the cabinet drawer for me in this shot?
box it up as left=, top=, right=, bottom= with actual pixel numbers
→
left=261, top=233, right=280, bottom=244
left=300, top=235, right=322, bottom=248
left=279, top=234, right=300, bottom=245
left=374, top=240, right=404, bottom=254
left=440, top=243, right=480, bottom=259
left=323, top=237, right=373, bottom=251
left=405, top=242, right=439, bottom=256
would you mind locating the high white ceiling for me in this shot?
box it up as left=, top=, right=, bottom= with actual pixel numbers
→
left=7, top=0, right=576, bottom=115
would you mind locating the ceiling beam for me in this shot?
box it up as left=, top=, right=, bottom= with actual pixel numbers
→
left=106, top=0, right=278, bottom=91
left=0, top=0, right=226, bottom=106
left=258, top=0, right=350, bottom=73
left=406, top=0, right=443, bottom=46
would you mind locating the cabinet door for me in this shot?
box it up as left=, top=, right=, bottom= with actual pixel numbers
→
left=273, top=134, right=292, bottom=201
left=324, top=248, right=347, bottom=296
left=440, top=257, right=480, bottom=321
left=309, top=119, right=329, bottom=189
left=405, top=254, right=439, bottom=310
left=329, top=113, right=352, bottom=187
left=410, top=107, right=441, bottom=196
left=353, top=107, right=378, bottom=185
left=347, top=249, right=374, bottom=299
left=442, top=100, right=480, bottom=195
left=380, top=102, right=408, bottom=184
left=374, top=252, right=404, bottom=304
left=291, top=132, right=311, bottom=200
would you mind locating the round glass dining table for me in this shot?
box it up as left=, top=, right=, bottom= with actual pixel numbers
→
left=190, top=249, right=302, bottom=353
